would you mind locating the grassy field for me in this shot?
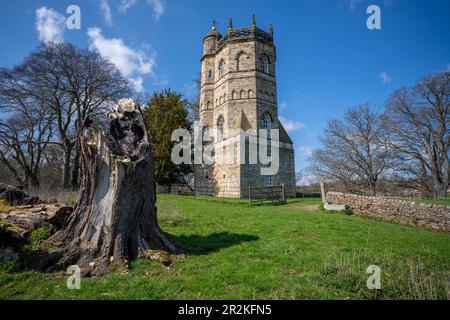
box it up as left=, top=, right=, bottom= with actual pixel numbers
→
left=1, top=195, right=449, bottom=300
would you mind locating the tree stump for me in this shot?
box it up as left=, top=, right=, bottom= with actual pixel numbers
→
left=49, top=99, right=181, bottom=276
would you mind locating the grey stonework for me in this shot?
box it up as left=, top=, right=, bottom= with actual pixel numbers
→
left=326, top=192, right=450, bottom=232
left=195, top=19, right=296, bottom=198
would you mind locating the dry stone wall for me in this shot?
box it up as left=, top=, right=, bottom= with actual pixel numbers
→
left=326, top=192, right=450, bottom=232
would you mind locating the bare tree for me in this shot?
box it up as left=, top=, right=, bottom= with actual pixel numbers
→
left=309, top=104, right=390, bottom=195
left=0, top=69, right=54, bottom=188
left=384, top=72, right=450, bottom=199
left=10, top=43, right=130, bottom=189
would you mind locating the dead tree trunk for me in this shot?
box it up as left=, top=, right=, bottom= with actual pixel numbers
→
left=49, top=100, right=181, bottom=276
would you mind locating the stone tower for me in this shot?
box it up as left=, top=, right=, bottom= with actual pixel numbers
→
left=194, top=16, right=296, bottom=198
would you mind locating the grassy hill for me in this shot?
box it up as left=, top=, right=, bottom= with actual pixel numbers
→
left=1, top=195, right=449, bottom=299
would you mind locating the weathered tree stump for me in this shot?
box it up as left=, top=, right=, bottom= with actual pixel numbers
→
left=49, top=99, right=181, bottom=276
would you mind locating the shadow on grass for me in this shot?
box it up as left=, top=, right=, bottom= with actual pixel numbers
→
left=174, top=232, right=259, bottom=254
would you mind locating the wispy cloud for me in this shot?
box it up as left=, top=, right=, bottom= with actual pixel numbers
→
left=345, top=0, right=396, bottom=11
left=298, top=146, right=313, bottom=157
left=279, top=101, right=287, bottom=111
left=119, top=0, right=137, bottom=13
left=379, top=72, right=392, bottom=85
left=279, top=116, right=305, bottom=133
left=147, top=0, right=165, bottom=21
left=182, top=81, right=198, bottom=99
left=87, top=27, right=156, bottom=92
left=117, top=0, right=165, bottom=21
left=346, top=0, right=362, bottom=11
left=100, top=0, right=113, bottom=26
left=35, top=7, right=65, bottom=43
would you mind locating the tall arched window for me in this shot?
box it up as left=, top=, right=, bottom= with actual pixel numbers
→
left=262, top=113, right=272, bottom=138
left=219, top=60, right=225, bottom=78
left=262, top=113, right=272, bottom=130
left=217, top=116, right=225, bottom=141
left=260, top=55, right=269, bottom=74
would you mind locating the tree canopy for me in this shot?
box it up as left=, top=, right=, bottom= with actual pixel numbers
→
left=143, top=90, right=193, bottom=185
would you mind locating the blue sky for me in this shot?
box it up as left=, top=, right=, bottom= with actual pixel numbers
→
left=0, top=0, right=449, bottom=171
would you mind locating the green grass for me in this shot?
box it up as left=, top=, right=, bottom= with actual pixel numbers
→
left=1, top=195, right=449, bottom=300
left=412, top=198, right=450, bottom=206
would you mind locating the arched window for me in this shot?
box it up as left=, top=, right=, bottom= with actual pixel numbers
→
left=262, top=113, right=272, bottom=139
left=232, top=91, right=237, bottom=99
left=240, top=89, right=245, bottom=99
left=260, top=55, right=269, bottom=73
left=262, top=113, right=272, bottom=130
left=248, top=89, right=253, bottom=98
left=236, top=52, right=246, bottom=71
left=219, top=60, right=225, bottom=78
left=206, top=101, right=211, bottom=110
left=217, top=116, right=225, bottom=141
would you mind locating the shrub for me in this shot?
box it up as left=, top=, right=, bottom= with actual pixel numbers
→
left=28, top=226, right=50, bottom=250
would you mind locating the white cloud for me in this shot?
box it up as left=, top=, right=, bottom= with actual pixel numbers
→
left=279, top=101, right=287, bottom=111
left=147, top=0, right=165, bottom=21
left=379, top=72, right=392, bottom=85
left=119, top=0, right=137, bottom=13
left=100, top=0, right=113, bottom=26
left=128, top=77, right=144, bottom=93
left=35, top=7, right=65, bottom=43
left=298, top=146, right=313, bottom=157
left=117, top=0, right=165, bottom=21
left=87, top=27, right=156, bottom=92
left=279, top=116, right=305, bottom=133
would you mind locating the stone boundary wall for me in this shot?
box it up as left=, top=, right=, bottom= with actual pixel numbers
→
left=326, top=192, right=450, bottom=232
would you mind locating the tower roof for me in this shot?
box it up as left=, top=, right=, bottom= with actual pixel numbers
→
left=204, top=27, right=221, bottom=40
left=277, top=119, right=293, bottom=144
left=205, top=16, right=274, bottom=50
left=216, top=26, right=273, bottom=51
left=233, top=110, right=253, bottom=131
